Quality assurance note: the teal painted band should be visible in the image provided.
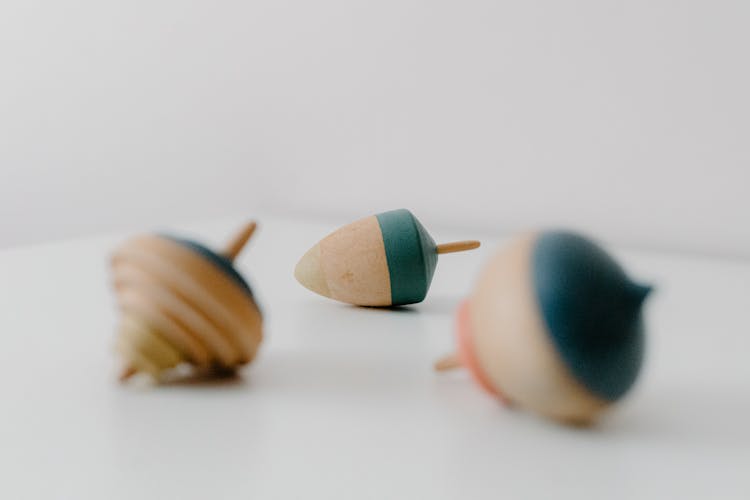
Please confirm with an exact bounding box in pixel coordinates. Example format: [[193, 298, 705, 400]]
[[375, 209, 437, 306], [161, 235, 256, 300], [532, 231, 648, 401]]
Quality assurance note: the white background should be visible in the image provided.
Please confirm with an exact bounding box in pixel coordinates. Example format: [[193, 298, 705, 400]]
[[1, 1, 749, 256]]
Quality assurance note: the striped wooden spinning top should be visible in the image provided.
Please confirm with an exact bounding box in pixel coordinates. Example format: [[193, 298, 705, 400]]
[[110, 222, 263, 382]]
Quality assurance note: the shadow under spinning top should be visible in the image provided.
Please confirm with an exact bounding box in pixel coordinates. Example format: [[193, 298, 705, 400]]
[[111, 222, 263, 382]]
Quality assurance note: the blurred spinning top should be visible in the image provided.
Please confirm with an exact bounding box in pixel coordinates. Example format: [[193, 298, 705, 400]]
[[436, 231, 651, 425], [111, 222, 263, 382], [295, 209, 480, 306]]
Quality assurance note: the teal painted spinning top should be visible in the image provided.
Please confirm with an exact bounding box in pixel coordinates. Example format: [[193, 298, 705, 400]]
[[294, 209, 480, 306]]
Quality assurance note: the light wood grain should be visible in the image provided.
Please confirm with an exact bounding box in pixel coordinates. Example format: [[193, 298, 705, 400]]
[[318, 215, 392, 306], [435, 240, 481, 254], [111, 227, 263, 382], [434, 353, 462, 371], [223, 221, 257, 261], [294, 243, 331, 298]]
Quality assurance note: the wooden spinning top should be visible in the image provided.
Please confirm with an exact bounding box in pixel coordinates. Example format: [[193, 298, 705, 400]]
[[295, 209, 480, 307], [111, 222, 263, 382], [436, 231, 651, 425]]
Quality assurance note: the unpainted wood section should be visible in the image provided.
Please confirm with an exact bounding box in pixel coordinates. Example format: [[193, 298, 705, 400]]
[[113, 254, 258, 364], [114, 283, 211, 367], [116, 334, 160, 378], [223, 221, 257, 261], [434, 353, 462, 371], [294, 244, 331, 298], [319, 216, 391, 306], [116, 315, 182, 378], [120, 236, 263, 356], [124, 315, 181, 368], [470, 233, 608, 424], [113, 265, 239, 366], [111, 236, 263, 376]]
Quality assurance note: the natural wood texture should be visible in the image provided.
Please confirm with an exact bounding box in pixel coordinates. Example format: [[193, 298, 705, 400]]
[[317, 215, 391, 306], [435, 240, 481, 254], [469, 233, 607, 424], [295, 209, 482, 306], [111, 226, 263, 382], [447, 298, 509, 401], [294, 244, 331, 298], [223, 221, 257, 262], [119, 365, 137, 381], [116, 314, 183, 378], [434, 353, 462, 371]]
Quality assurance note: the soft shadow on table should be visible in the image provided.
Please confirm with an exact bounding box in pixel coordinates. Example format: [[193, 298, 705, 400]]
[[413, 294, 463, 315], [251, 351, 420, 398], [433, 374, 750, 445], [296, 294, 462, 316], [352, 304, 420, 314], [594, 384, 749, 449], [160, 370, 248, 389], [119, 366, 250, 390], [285, 300, 433, 340]]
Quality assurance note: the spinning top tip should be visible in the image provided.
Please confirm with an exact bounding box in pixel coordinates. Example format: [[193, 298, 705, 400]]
[[434, 353, 463, 371], [119, 364, 137, 382]]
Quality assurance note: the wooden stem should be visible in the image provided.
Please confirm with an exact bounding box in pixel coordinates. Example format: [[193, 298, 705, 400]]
[[223, 221, 257, 262], [436, 240, 480, 254], [119, 365, 137, 382], [434, 353, 463, 371]]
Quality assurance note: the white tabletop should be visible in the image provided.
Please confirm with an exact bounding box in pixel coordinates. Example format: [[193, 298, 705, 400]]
[[1, 214, 748, 500]]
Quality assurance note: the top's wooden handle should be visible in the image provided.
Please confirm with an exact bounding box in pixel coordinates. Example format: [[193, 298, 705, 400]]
[[119, 364, 137, 382], [223, 221, 257, 261], [434, 353, 463, 371], [436, 240, 480, 255]]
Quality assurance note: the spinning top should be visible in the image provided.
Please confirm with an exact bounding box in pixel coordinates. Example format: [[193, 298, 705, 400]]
[[295, 209, 480, 307], [111, 222, 263, 382], [436, 231, 651, 425]]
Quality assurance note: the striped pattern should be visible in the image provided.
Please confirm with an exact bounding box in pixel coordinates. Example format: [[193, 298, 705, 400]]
[[111, 235, 263, 379]]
